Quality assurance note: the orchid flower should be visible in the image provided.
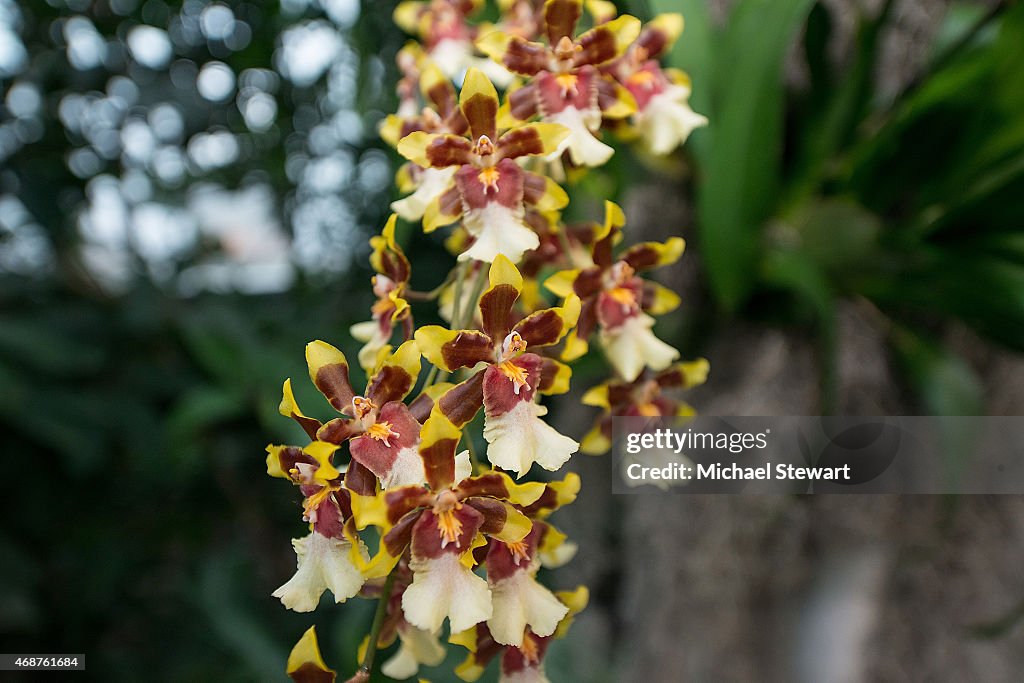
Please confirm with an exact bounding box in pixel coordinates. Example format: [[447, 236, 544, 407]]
[[349, 215, 413, 373], [416, 256, 580, 477], [397, 68, 570, 263], [477, 0, 640, 166], [604, 13, 708, 155], [545, 201, 685, 381]]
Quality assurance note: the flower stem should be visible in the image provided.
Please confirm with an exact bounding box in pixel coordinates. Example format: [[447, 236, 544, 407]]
[[556, 226, 577, 268], [463, 429, 481, 474], [354, 570, 397, 680], [458, 264, 489, 330], [450, 259, 470, 329]]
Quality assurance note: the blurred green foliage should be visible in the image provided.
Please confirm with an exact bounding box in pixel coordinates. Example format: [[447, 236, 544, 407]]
[[650, 0, 1023, 414]]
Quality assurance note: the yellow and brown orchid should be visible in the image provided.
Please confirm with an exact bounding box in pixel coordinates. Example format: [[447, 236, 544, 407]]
[[416, 255, 579, 476], [545, 200, 685, 381], [580, 358, 710, 454], [393, 0, 488, 81], [350, 215, 413, 373], [397, 68, 569, 263], [477, 0, 640, 166], [350, 411, 542, 635], [449, 585, 589, 682], [603, 13, 708, 155], [384, 58, 471, 222]]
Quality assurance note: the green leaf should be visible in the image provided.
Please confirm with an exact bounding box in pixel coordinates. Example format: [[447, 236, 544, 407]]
[[891, 326, 984, 416], [694, 0, 816, 310]]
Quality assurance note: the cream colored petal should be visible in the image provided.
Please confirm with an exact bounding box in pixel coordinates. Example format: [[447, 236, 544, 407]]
[[454, 449, 473, 483], [391, 166, 457, 221], [483, 401, 579, 477], [380, 625, 446, 679], [459, 204, 540, 264], [545, 106, 614, 167], [381, 444, 428, 489], [403, 553, 493, 634], [637, 85, 708, 156], [430, 38, 474, 81], [488, 570, 569, 646], [272, 532, 367, 613], [599, 313, 679, 382]]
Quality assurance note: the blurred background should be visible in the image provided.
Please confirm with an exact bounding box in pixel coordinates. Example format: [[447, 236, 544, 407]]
[[2, 0, 1024, 680]]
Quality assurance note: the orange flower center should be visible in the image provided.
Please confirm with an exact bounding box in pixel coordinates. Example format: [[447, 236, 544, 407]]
[[607, 286, 637, 309], [627, 70, 656, 89], [555, 72, 579, 97], [520, 634, 540, 664], [506, 539, 530, 565], [367, 421, 400, 447], [436, 504, 464, 548], [478, 165, 501, 192], [637, 402, 661, 417], [302, 484, 339, 524], [499, 360, 530, 395], [352, 396, 377, 421], [371, 296, 394, 318]]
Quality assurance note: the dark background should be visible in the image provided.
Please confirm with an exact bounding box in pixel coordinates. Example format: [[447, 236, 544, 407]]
[[2, 0, 1024, 680]]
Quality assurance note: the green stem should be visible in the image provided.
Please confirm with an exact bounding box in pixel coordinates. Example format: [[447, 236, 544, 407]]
[[556, 227, 578, 269], [463, 429, 480, 474], [356, 570, 397, 679], [458, 264, 489, 330], [450, 259, 470, 330]]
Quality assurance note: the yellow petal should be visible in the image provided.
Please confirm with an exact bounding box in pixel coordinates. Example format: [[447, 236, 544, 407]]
[[379, 114, 405, 148], [376, 338, 422, 382], [488, 253, 524, 291], [651, 13, 685, 47], [279, 378, 306, 419], [265, 444, 288, 479], [475, 30, 513, 64], [459, 67, 498, 114], [594, 200, 626, 241], [493, 470, 546, 506], [420, 408, 463, 449], [549, 472, 581, 508], [532, 176, 570, 212], [393, 2, 423, 34], [543, 269, 580, 298], [561, 329, 589, 362], [397, 130, 439, 167], [488, 503, 532, 544], [530, 122, 571, 155], [306, 340, 347, 385], [286, 626, 335, 678], [539, 359, 572, 396], [350, 491, 387, 531], [646, 282, 682, 315], [580, 424, 611, 454], [305, 440, 341, 482], [605, 15, 642, 55], [580, 384, 610, 408], [423, 194, 462, 233], [413, 325, 460, 372], [460, 531, 489, 568], [449, 627, 478, 651], [600, 79, 637, 119]]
